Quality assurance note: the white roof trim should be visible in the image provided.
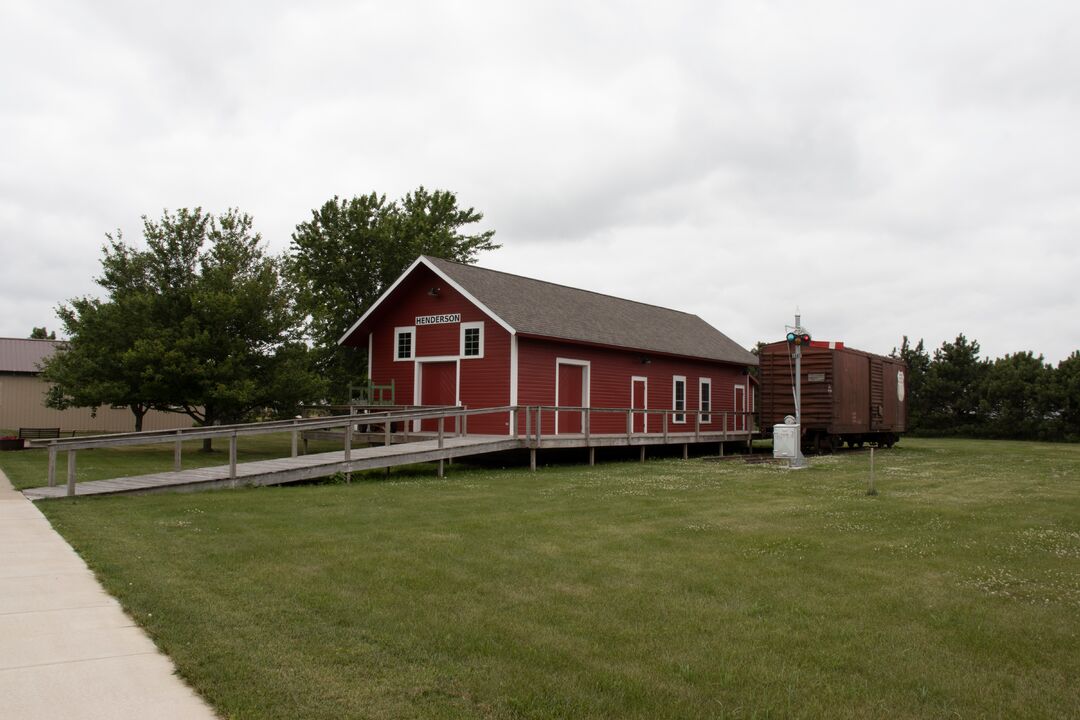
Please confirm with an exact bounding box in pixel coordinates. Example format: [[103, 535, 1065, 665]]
[[337, 256, 516, 345]]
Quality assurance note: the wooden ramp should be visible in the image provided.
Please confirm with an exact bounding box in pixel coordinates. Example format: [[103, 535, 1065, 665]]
[[23, 405, 759, 500], [23, 435, 519, 501]]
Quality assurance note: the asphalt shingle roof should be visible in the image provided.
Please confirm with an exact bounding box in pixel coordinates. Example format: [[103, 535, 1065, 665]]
[[424, 257, 758, 366]]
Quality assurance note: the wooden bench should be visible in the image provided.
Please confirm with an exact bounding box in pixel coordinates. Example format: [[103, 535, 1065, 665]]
[[18, 427, 61, 440]]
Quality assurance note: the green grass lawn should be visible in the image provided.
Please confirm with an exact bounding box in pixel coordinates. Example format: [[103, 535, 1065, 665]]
[[0, 432, 346, 491], [20, 438, 1080, 719]]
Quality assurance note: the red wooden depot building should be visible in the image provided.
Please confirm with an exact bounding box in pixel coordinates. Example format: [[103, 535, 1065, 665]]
[[339, 256, 759, 437]]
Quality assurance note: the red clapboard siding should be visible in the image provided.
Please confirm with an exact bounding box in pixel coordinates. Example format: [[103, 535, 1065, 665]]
[[515, 337, 749, 435], [348, 261, 755, 438], [358, 265, 511, 434]]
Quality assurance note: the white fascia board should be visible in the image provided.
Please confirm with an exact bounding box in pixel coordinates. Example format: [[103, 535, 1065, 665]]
[[337, 256, 517, 345], [337, 256, 426, 346], [421, 258, 516, 336]]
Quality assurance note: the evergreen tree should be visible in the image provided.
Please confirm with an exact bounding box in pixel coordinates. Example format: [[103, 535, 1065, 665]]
[[894, 336, 930, 431], [1052, 351, 1080, 440], [980, 352, 1053, 439], [920, 334, 988, 434]]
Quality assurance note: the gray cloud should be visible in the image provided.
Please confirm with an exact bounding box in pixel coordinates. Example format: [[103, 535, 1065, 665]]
[[2, 0, 1077, 363]]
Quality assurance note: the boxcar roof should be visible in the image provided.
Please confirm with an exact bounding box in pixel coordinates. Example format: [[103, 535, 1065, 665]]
[[342, 256, 758, 366], [0, 337, 60, 374]]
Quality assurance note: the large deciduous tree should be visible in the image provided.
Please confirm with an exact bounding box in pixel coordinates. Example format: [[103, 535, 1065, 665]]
[[42, 208, 323, 442], [42, 294, 162, 431], [287, 187, 499, 400]]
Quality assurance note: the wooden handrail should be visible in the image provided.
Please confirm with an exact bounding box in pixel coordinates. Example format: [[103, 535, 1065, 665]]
[[36, 402, 756, 495]]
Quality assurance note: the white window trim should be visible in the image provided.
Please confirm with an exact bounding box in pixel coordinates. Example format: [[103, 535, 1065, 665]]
[[508, 334, 518, 436], [459, 321, 484, 359], [554, 358, 591, 434], [699, 377, 712, 424], [631, 375, 648, 433], [672, 375, 687, 424], [394, 326, 415, 361]]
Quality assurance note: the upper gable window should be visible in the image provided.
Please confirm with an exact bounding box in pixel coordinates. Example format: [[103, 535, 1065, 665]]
[[460, 321, 484, 358], [395, 326, 415, 361]]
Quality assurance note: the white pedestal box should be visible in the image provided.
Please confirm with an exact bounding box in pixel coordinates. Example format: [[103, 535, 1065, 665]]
[[773, 424, 799, 459]]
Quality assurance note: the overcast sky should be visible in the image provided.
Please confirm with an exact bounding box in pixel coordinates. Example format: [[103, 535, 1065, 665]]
[[2, 0, 1078, 363]]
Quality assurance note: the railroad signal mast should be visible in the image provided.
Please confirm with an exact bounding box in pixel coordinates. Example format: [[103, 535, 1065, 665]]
[[785, 312, 810, 469]]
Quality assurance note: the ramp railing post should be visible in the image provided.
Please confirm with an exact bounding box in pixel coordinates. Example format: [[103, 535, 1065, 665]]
[[584, 407, 590, 442], [723, 411, 728, 440], [384, 419, 391, 447], [47, 444, 57, 487], [66, 450, 76, 497], [344, 420, 353, 461], [438, 416, 445, 450], [291, 421, 298, 458], [695, 411, 700, 442], [626, 408, 632, 440], [229, 433, 237, 479], [511, 407, 518, 438], [529, 406, 538, 471], [174, 430, 182, 471], [525, 406, 532, 445], [663, 411, 669, 442]]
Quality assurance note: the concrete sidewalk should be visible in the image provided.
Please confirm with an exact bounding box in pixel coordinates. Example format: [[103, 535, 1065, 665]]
[[0, 471, 217, 719]]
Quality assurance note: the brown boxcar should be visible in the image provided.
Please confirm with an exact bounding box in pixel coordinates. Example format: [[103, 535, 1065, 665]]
[[758, 341, 907, 451]]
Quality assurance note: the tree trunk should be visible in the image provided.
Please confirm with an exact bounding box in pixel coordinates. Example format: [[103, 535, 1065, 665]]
[[132, 406, 146, 433], [201, 409, 215, 453]]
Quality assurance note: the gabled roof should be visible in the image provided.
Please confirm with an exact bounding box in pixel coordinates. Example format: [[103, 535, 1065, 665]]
[[341, 256, 758, 366], [0, 338, 61, 374]]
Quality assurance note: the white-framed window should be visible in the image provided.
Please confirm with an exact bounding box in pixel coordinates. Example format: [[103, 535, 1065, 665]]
[[672, 375, 686, 424], [460, 321, 484, 358], [394, 326, 415, 361], [699, 377, 712, 423]]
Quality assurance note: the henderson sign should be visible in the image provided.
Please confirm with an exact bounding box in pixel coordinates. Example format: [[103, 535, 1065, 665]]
[[415, 313, 461, 326]]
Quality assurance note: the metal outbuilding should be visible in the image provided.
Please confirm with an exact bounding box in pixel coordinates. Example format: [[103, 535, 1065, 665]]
[[0, 338, 192, 434]]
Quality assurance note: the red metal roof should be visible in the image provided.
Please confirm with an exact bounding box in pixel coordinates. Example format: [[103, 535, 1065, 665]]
[[0, 338, 61, 373]]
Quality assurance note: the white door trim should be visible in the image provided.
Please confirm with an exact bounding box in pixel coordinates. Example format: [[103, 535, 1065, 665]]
[[414, 358, 461, 432], [734, 383, 747, 432], [631, 375, 648, 433], [555, 358, 590, 434]]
